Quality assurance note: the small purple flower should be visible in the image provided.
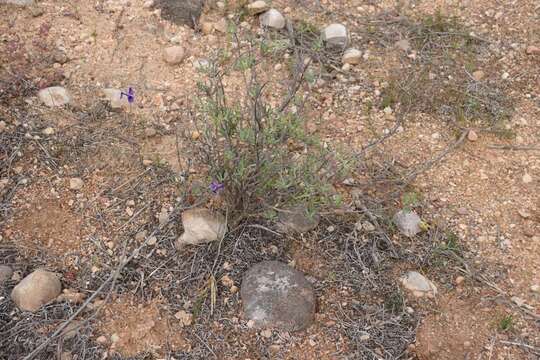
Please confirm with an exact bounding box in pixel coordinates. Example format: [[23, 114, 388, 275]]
[[120, 87, 134, 103], [210, 181, 224, 194]]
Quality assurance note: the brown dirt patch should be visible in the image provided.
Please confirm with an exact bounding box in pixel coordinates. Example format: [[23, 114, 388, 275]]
[[99, 296, 186, 357]]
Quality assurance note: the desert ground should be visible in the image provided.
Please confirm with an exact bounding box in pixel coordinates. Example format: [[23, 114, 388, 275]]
[[0, 0, 539, 359]]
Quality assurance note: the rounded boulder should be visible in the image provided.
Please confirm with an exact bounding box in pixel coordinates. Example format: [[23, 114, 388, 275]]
[[241, 261, 315, 331]]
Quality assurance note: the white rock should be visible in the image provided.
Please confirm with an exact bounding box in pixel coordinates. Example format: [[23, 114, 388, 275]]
[[38, 86, 71, 107], [342, 48, 362, 65], [176, 208, 226, 246], [69, 177, 84, 190], [42, 127, 55, 135], [400, 271, 437, 298], [102, 88, 130, 109], [193, 58, 210, 70], [163, 46, 186, 65], [393, 209, 422, 237], [11, 269, 62, 311], [322, 24, 348, 48], [260, 9, 285, 29], [522, 173, 533, 183], [246, 0, 269, 15]]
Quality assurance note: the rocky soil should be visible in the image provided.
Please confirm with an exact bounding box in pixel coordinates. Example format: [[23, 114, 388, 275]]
[[0, 0, 539, 359]]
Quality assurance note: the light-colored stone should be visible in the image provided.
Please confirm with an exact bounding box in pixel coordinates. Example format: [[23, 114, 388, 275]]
[[38, 86, 71, 107], [342, 48, 362, 65], [241, 261, 315, 331], [467, 129, 478, 141], [472, 70, 485, 81], [393, 209, 422, 237], [201, 21, 214, 34], [193, 58, 210, 70], [69, 177, 84, 190], [176, 208, 226, 246], [277, 206, 319, 233], [103, 88, 130, 109], [259, 9, 285, 29], [322, 24, 348, 48], [526, 45, 540, 55], [174, 310, 193, 326], [42, 127, 55, 136], [395, 39, 411, 52], [400, 271, 437, 298], [11, 269, 62, 311], [0, 265, 13, 284], [214, 18, 228, 33], [163, 46, 186, 65], [246, 0, 269, 15], [522, 173, 533, 183]]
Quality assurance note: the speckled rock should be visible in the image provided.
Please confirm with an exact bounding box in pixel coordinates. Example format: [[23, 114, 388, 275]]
[[241, 261, 315, 331], [393, 209, 422, 237]]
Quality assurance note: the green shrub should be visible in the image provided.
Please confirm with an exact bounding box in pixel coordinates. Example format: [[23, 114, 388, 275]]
[[189, 54, 352, 222]]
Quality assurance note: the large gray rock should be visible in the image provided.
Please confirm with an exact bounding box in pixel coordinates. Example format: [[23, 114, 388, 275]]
[[259, 9, 285, 30], [38, 86, 72, 107], [322, 24, 348, 48], [176, 208, 226, 246], [277, 206, 319, 233], [393, 209, 422, 237], [11, 269, 62, 312], [241, 261, 315, 331], [400, 271, 437, 298], [0, 265, 13, 284]]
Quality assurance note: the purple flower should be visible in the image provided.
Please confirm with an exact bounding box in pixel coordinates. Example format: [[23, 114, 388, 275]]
[[120, 87, 134, 103], [210, 181, 224, 194]]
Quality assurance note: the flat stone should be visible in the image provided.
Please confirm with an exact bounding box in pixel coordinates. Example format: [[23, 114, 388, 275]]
[[246, 0, 269, 15], [467, 129, 478, 141], [103, 88, 130, 109], [163, 46, 186, 65], [11, 269, 62, 312], [277, 206, 319, 233], [400, 271, 437, 298], [260, 9, 285, 29], [0, 265, 13, 284], [176, 208, 226, 246], [322, 24, 348, 48], [241, 261, 315, 331], [69, 177, 84, 190], [342, 48, 362, 65], [393, 209, 422, 237], [38, 86, 71, 107], [213, 18, 228, 33]]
